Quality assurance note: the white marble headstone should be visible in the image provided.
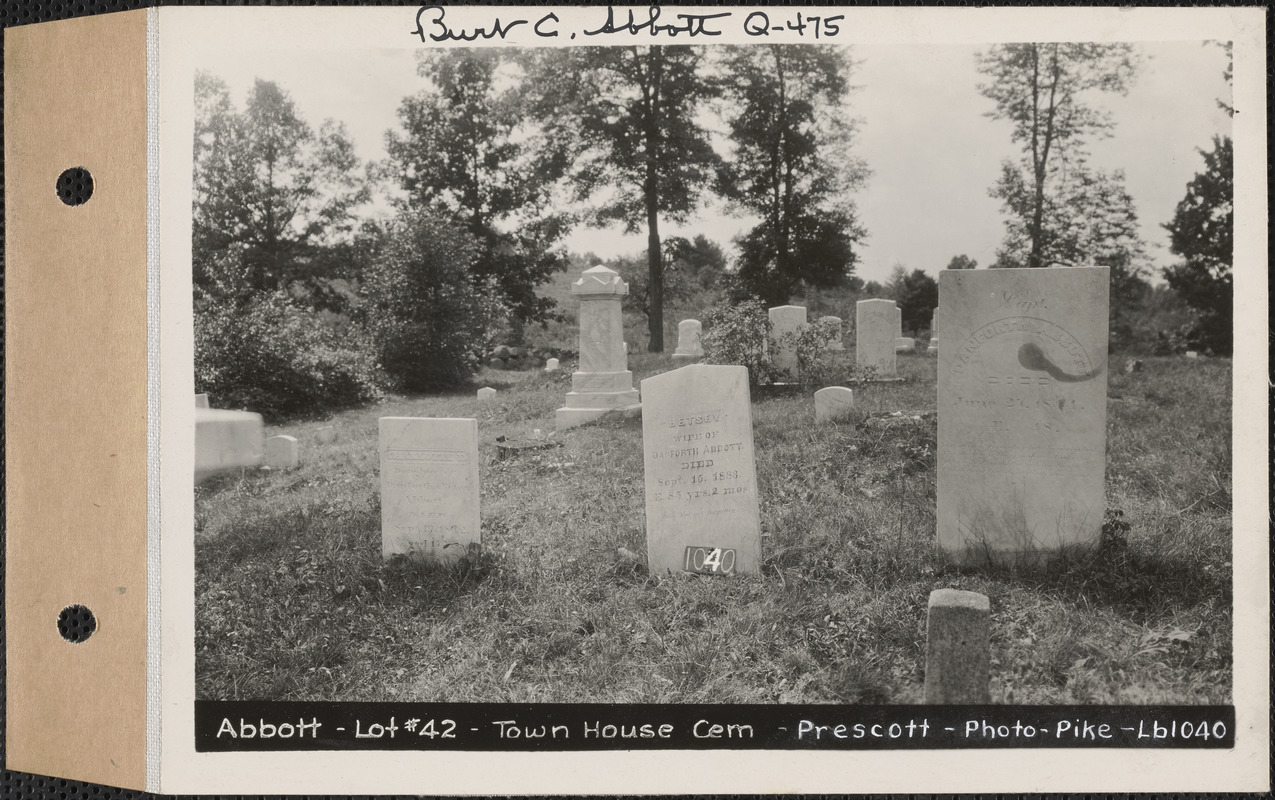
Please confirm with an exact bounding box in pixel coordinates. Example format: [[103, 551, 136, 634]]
[[855, 299, 897, 378], [818, 316, 844, 351], [477, 387, 497, 402], [814, 386, 855, 424], [671, 319, 704, 363], [545, 357, 560, 372], [641, 365, 762, 576], [768, 305, 807, 382], [264, 435, 299, 469], [195, 408, 263, 483]]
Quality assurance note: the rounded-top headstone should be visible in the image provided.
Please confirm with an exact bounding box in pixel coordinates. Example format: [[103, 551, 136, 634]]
[[545, 357, 560, 372], [264, 434, 300, 469], [814, 386, 855, 424], [316, 425, 336, 444], [477, 387, 497, 402]]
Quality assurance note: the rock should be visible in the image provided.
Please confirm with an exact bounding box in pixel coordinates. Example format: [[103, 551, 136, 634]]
[[493, 345, 513, 359], [488, 358, 506, 370], [1123, 358, 1144, 374]]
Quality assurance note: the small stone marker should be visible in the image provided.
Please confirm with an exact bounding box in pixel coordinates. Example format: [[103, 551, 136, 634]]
[[194, 393, 209, 409], [768, 305, 807, 382], [195, 408, 263, 483], [671, 319, 704, 364], [927, 308, 939, 355], [264, 435, 299, 469], [924, 588, 991, 704], [315, 425, 336, 444], [545, 357, 560, 372], [477, 387, 497, 402], [1185, 350, 1199, 359], [814, 386, 855, 424], [818, 316, 844, 350], [641, 364, 762, 576], [855, 299, 897, 378], [895, 337, 916, 353], [937, 266, 1109, 564], [555, 266, 641, 429], [378, 417, 480, 564]]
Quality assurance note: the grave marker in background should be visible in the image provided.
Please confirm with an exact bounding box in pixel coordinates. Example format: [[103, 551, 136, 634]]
[[316, 425, 336, 444], [194, 393, 209, 409], [641, 365, 762, 576], [937, 267, 1109, 564], [895, 337, 916, 353], [555, 265, 641, 429], [768, 305, 807, 382], [378, 417, 480, 563], [927, 307, 939, 354], [924, 588, 991, 704], [814, 386, 855, 424], [818, 316, 844, 351], [477, 387, 497, 403], [545, 357, 560, 372], [855, 299, 897, 378], [195, 408, 263, 483], [264, 435, 299, 469], [671, 319, 704, 364]]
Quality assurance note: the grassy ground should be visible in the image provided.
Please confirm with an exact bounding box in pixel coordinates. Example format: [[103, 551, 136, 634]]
[[195, 353, 1232, 704]]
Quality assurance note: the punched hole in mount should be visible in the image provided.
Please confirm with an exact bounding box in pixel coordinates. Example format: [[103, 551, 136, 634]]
[[55, 166, 93, 206], [57, 604, 96, 644]]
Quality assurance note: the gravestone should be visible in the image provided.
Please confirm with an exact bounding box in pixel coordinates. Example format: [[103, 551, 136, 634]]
[[768, 305, 807, 382], [641, 364, 762, 576], [1185, 350, 1199, 360], [927, 308, 939, 354], [545, 357, 560, 372], [924, 588, 991, 704], [316, 425, 336, 444], [264, 435, 299, 469], [555, 266, 641, 429], [671, 319, 704, 364], [814, 386, 855, 424], [195, 408, 263, 483], [477, 387, 497, 402], [378, 417, 480, 563], [194, 393, 209, 409], [892, 304, 904, 337], [818, 316, 844, 351], [895, 337, 916, 353], [855, 299, 897, 378], [937, 267, 1109, 565]]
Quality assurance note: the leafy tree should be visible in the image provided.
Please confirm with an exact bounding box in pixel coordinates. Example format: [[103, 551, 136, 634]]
[[614, 235, 727, 323], [716, 44, 867, 306], [524, 46, 720, 351], [977, 43, 1140, 268], [1163, 135, 1233, 354], [893, 269, 939, 334], [193, 73, 368, 302], [384, 50, 568, 326], [946, 254, 978, 270]]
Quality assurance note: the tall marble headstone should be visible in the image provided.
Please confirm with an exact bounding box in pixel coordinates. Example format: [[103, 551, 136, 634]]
[[641, 365, 762, 576], [671, 319, 704, 364], [927, 307, 939, 354], [768, 305, 807, 382], [855, 299, 897, 378], [555, 266, 641, 429], [378, 417, 480, 563], [937, 267, 1109, 564], [818, 316, 844, 350]]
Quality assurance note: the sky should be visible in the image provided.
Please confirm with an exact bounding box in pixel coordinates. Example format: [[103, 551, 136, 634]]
[[201, 41, 1231, 285]]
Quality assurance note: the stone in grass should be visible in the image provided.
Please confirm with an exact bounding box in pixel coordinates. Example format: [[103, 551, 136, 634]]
[[195, 408, 263, 483], [379, 417, 480, 564], [264, 435, 299, 469], [316, 425, 336, 444], [545, 357, 560, 372], [671, 319, 704, 364], [895, 337, 916, 353], [495, 434, 564, 461], [924, 588, 991, 704], [477, 387, 497, 402], [1123, 358, 1144, 374], [855, 298, 897, 378], [1185, 350, 1200, 360], [488, 357, 506, 370], [814, 386, 855, 424]]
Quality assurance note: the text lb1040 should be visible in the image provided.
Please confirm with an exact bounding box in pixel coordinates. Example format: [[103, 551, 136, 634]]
[[684, 546, 735, 575]]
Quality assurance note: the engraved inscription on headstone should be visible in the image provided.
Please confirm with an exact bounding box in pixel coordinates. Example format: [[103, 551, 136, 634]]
[[937, 267, 1109, 565], [855, 298, 897, 378], [671, 319, 704, 364], [814, 386, 855, 424], [378, 417, 481, 564], [641, 365, 762, 576], [768, 305, 807, 382], [555, 265, 641, 429]]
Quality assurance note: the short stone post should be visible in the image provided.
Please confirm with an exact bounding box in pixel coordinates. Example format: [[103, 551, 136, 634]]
[[671, 319, 703, 364], [924, 588, 991, 704], [555, 266, 641, 429], [545, 357, 560, 372], [477, 387, 497, 403]]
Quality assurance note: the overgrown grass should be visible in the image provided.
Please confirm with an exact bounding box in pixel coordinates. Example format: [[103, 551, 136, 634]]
[[196, 354, 1232, 704]]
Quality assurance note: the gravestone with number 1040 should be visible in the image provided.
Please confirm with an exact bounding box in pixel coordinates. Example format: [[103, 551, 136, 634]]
[[937, 267, 1109, 565], [379, 417, 480, 563], [641, 364, 762, 576]]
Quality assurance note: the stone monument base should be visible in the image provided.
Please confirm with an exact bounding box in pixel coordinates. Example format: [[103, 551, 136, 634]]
[[556, 400, 643, 429]]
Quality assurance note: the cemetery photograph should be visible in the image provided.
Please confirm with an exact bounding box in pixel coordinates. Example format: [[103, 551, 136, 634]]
[[192, 38, 1238, 707]]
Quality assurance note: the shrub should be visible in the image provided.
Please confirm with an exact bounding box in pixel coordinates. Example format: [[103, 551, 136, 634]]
[[194, 291, 382, 420], [783, 317, 840, 389], [701, 298, 782, 387], [364, 209, 506, 391]]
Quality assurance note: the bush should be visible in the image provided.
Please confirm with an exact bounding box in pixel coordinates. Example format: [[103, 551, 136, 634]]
[[775, 317, 839, 389], [195, 291, 382, 420], [701, 298, 781, 387], [364, 210, 506, 391]]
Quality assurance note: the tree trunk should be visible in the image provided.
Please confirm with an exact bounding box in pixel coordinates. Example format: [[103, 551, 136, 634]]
[[645, 48, 665, 353]]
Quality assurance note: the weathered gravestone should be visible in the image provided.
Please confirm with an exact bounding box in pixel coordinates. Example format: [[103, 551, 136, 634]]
[[264, 435, 299, 469], [316, 425, 336, 444], [555, 265, 641, 429], [194, 393, 209, 409], [768, 305, 807, 382], [818, 316, 844, 351], [924, 588, 991, 704], [891, 303, 904, 337], [895, 337, 916, 353], [937, 267, 1109, 564], [671, 319, 704, 364], [477, 387, 497, 403], [195, 408, 263, 483], [641, 364, 762, 576], [855, 298, 897, 378], [544, 357, 560, 372], [927, 308, 939, 355], [378, 417, 480, 563], [814, 386, 855, 424]]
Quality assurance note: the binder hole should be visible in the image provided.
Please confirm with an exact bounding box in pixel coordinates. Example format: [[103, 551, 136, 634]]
[[56, 167, 93, 206], [57, 604, 96, 644]]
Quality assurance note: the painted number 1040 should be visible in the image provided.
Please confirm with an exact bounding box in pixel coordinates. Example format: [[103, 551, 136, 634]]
[[683, 546, 736, 576]]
